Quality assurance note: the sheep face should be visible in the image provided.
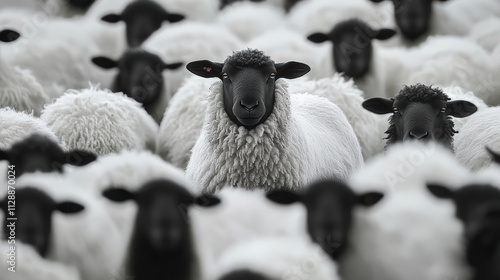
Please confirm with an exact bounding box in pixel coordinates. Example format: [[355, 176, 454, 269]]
[[0, 134, 97, 177], [363, 84, 477, 149], [267, 180, 383, 260], [0, 29, 20, 43], [92, 49, 182, 107], [308, 19, 396, 79], [219, 0, 265, 10], [0, 187, 84, 257], [186, 49, 310, 130], [218, 269, 271, 280], [101, 1, 185, 47]]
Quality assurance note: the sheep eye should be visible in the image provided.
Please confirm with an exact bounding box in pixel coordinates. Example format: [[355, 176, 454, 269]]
[[440, 107, 446, 113], [270, 73, 276, 79], [222, 73, 229, 79], [393, 108, 399, 114]]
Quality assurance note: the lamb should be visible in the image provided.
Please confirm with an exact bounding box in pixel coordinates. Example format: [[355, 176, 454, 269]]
[[185, 49, 362, 193], [0, 29, 49, 116], [40, 86, 159, 155], [0, 173, 125, 280], [362, 84, 477, 150], [91, 48, 183, 123], [102, 178, 220, 280], [454, 107, 500, 171]]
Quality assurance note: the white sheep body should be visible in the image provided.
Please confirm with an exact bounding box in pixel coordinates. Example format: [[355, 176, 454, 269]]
[[467, 17, 500, 53], [186, 79, 363, 193], [41, 86, 158, 155]]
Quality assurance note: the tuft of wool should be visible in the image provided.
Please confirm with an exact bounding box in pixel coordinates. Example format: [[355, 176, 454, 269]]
[[467, 17, 500, 53], [224, 48, 273, 68], [41, 86, 158, 155], [186, 79, 362, 193]]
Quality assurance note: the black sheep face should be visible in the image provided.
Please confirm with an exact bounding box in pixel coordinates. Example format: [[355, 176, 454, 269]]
[[65, 0, 95, 9], [308, 19, 396, 79], [362, 84, 477, 149], [219, 0, 265, 10], [266, 180, 384, 260], [218, 269, 271, 280], [0, 134, 97, 177], [370, 0, 449, 40], [0, 187, 84, 257], [0, 29, 20, 43], [101, 1, 185, 47], [92, 49, 182, 107], [186, 49, 310, 130]]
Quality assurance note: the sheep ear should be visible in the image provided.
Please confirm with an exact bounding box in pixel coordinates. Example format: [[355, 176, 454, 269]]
[[0, 149, 9, 161], [275, 61, 310, 80], [165, 12, 185, 23], [486, 146, 500, 164], [362, 98, 394, 114], [266, 190, 301, 205], [65, 150, 97, 166], [57, 201, 85, 214], [307, 33, 330, 44], [445, 100, 477, 118], [194, 194, 221, 207], [358, 192, 384, 207], [369, 0, 386, 2], [162, 62, 183, 71], [102, 188, 136, 202], [426, 183, 454, 199], [92, 56, 118, 69], [372, 28, 397, 40], [101, 13, 122, 23], [186, 60, 224, 79], [0, 29, 20, 43]]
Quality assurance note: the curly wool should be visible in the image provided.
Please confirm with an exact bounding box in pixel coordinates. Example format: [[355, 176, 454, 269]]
[[41, 86, 158, 155], [224, 48, 273, 67]]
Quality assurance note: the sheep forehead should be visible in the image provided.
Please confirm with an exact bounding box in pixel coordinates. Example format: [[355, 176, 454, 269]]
[[394, 84, 449, 105], [224, 49, 274, 68]]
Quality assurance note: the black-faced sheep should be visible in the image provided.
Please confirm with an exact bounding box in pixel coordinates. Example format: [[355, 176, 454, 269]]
[[363, 84, 477, 149]]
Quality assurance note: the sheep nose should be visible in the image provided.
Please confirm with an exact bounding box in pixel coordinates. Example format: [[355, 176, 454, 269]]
[[240, 100, 259, 112], [409, 131, 429, 140]]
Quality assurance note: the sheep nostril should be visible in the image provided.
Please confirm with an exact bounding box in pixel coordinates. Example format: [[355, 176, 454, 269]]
[[240, 100, 259, 112], [409, 131, 429, 140]]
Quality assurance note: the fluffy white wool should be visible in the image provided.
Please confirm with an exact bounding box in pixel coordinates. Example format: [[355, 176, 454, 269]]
[[441, 86, 488, 133], [288, 74, 387, 160], [0, 242, 81, 280], [186, 79, 362, 193], [0, 173, 126, 280], [41, 86, 158, 155], [156, 76, 215, 169], [217, 2, 287, 42], [341, 142, 472, 280], [467, 17, 500, 53], [211, 237, 340, 280], [454, 107, 500, 172], [0, 107, 59, 150]]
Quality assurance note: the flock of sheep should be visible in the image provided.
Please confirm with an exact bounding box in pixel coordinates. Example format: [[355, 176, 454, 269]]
[[1, 0, 500, 279]]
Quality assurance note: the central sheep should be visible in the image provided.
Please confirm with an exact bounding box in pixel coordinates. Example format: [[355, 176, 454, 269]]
[[185, 49, 362, 193]]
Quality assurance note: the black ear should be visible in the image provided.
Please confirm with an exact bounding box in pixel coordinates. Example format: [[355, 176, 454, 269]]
[[186, 60, 224, 79], [362, 98, 394, 114], [372, 28, 397, 40], [102, 188, 135, 202], [65, 150, 97, 166], [426, 183, 454, 199], [162, 62, 183, 71], [275, 61, 310, 80], [307, 32, 330, 44], [486, 146, 500, 164], [0, 149, 9, 161], [166, 13, 185, 23], [92, 56, 118, 69], [101, 13, 122, 23], [369, 0, 386, 2], [195, 194, 221, 207], [445, 100, 477, 118], [0, 29, 20, 43], [358, 192, 384, 207], [266, 190, 301, 205], [57, 201, 85, 214]]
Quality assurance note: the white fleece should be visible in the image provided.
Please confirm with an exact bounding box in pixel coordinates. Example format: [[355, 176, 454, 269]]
[[186, 79, 362, 193], [467, 17, 500, 53], [211, 237, 340, 280], [41, 86, 158, 155], [454, 107, 500, 172], [288, 74, 387, 160], [341, 142, 472, 280]]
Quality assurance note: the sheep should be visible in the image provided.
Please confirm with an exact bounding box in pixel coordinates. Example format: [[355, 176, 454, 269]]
[[185, 49, 363, 193], [43, 0, 96, 18], [454, 107, 500, 171], [212, 237, 340, 280], [91, 48, 183, 123], [0, 173, 125, 280], [441, 86, 488, 133], [102, 178, 221, 280], [362, 84, 477, 150], [0, 134, 96, 177], [0, 29, 49, 116], [40, 86, 159, 155]]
